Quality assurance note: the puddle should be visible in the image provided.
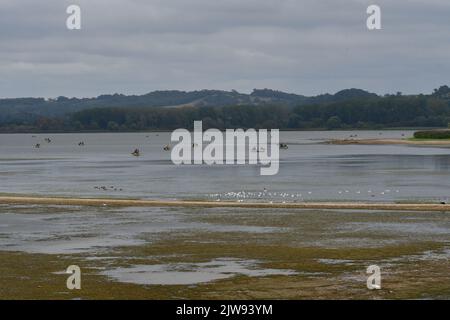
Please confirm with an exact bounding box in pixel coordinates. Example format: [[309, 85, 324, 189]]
[[318, 258, 356, 266], [341, 222, 450, 235], [15, 237, 147, 254], [102, 258, 297, 285]]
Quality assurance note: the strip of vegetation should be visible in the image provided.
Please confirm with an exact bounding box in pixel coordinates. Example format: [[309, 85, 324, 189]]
[[413, 130, 450, 139]]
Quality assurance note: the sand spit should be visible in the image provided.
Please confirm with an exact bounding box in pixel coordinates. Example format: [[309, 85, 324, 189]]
[[326, 138, 450, 146], [0, 196, 449, 212]]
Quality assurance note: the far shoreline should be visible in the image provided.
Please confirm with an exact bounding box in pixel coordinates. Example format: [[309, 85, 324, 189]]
[[326, 138, 450, 146], [0, 127, 440, 135]]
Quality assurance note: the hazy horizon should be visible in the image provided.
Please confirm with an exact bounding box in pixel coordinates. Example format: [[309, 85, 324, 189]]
[[0, 86, 445, 101]]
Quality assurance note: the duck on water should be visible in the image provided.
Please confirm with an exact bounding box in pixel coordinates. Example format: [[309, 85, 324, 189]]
[[131, 148, 140, 157]]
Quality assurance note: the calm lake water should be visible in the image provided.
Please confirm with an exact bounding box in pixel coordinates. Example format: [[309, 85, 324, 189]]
[[1, 131, 450, 295], [1, 130, 450, 202]]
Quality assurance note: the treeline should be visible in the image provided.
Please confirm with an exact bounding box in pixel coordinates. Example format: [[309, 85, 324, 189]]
[[0, 88, 376, 125], [291, 95, 450, 129], [70, 95, 450, 131], [1, 86, 449, 132]]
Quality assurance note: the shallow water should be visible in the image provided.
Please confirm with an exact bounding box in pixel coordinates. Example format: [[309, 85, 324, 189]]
[[102, 258, 297, 285], [1, 131, 450, 290], [0, 203, 449, 289], [0, 205, 280, 254], [1, 131, 450, 202]]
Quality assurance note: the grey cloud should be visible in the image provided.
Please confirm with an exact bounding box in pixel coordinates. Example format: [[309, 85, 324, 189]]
[[0, 0, 448, 98]]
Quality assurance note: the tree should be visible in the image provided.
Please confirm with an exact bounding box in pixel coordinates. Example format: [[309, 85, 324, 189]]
[[433, 86, 450, 98], [326, 116, 342, 129], [107, 121, 120, 131]]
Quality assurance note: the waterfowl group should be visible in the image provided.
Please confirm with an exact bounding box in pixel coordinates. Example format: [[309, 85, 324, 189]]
[[34, 138, 89, 149], [210, 190, 305, 202], [251, 146, 266, 153], [33, 137, 52, 149], [31, 135, 176, 157], [94, 186, 123, 192]]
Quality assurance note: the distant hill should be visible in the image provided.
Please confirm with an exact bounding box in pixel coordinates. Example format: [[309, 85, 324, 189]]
[[1, 86, 449, 132], [0, 88, 378, 124]]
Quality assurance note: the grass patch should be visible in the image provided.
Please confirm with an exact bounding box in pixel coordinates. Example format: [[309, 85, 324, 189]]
[[413, 130, 450, 139]]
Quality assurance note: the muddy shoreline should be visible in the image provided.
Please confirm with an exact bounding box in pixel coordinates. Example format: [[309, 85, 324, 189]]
[[1, 203, 449, 299]]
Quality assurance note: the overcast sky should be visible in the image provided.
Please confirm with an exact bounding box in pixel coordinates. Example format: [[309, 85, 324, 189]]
[[0, 0, 449, 98]]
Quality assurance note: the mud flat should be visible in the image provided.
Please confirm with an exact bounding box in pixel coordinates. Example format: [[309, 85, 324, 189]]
[[326, 138, 450, 146], [1, 227, 449, 299], [1, 204, 450, 299], [0, 195, 449, 212]]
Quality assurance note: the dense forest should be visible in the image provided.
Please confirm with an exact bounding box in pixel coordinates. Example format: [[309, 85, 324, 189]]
[[1, 86, 449, 132]]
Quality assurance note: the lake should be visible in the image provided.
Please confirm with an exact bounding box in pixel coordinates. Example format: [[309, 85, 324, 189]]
[[1, 130, 450, 202], [1, 131, 449, 299]]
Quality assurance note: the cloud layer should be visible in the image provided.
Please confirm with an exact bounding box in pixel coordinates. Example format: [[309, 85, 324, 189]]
[[0, 0, 449, 97]]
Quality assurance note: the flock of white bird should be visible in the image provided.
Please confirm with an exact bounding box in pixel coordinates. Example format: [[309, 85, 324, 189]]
[[208, 189, 403, 202]]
